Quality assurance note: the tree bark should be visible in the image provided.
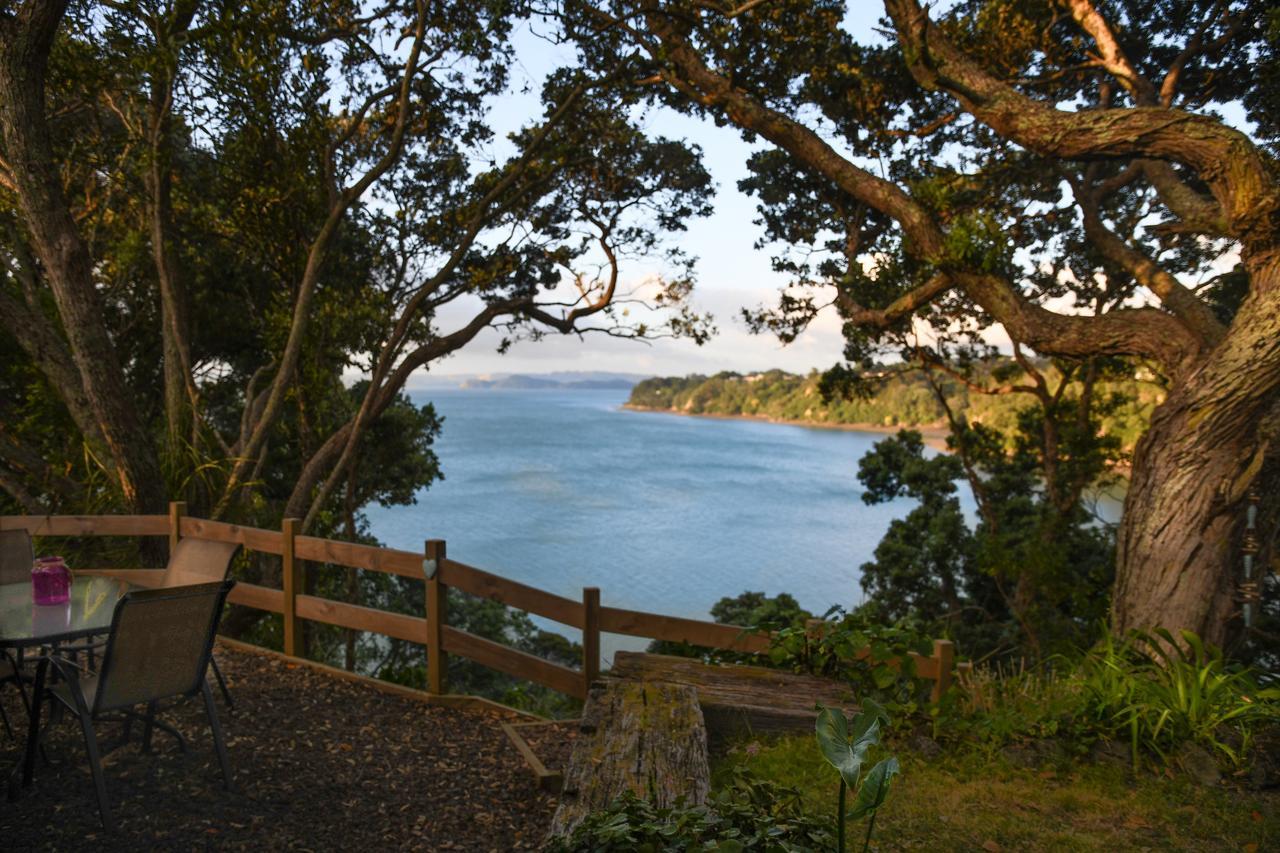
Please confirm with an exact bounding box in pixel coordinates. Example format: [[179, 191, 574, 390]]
[[0, 2, 166, 515], [1114, 252, 1280, 643]]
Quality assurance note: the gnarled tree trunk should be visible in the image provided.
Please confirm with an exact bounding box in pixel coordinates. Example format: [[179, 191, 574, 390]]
[[1114, 253, 1280, 643]]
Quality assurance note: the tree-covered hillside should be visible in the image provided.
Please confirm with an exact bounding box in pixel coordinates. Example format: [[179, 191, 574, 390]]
[[627, 367, 1162, 455]]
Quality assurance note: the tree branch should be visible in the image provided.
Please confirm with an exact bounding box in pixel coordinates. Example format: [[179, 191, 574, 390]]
[[218, 0, 430, 516], [886, 0, 1275, 252], [643, 1, 947, 259], [1069, 170, 1225, 347], [835, 272, 953, 328]]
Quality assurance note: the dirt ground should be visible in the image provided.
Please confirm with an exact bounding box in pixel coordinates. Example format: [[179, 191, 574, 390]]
[[0, 642, 557, 850]]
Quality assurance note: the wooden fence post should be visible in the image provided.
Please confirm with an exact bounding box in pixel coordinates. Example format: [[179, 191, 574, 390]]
[[282, 518, 300, 657], [930, 639, 955, 703], [583, 587, 601, 693], [425, 539, 447, 694], [168, 501, 186, 556]]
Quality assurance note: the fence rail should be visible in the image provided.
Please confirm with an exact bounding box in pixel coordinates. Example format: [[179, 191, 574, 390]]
[[1, 506, 957, 703]]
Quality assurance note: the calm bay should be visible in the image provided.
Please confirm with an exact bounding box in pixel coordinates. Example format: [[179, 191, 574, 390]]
[[363, 387, 993, 659]]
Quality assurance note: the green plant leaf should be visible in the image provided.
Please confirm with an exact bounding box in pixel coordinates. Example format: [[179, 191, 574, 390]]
[[847, 756, 900, 819], [815, 704, 882, 788]]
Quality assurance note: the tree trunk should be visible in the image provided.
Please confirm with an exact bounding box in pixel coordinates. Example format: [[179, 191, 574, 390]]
[[1114, 252, 1280, 644], [0, 3, 166, 516]]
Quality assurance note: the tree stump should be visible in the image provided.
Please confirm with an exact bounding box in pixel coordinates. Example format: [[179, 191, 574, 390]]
[[548, 680, 709, 838]]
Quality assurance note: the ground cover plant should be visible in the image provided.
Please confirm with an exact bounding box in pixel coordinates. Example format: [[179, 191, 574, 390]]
[[1070, 629, 1280, 767], [544, 772, 836, 852]]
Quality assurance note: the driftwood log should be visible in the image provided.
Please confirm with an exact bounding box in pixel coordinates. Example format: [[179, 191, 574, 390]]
[[609, 651, 858, 740], [548, 680, 710, 838]]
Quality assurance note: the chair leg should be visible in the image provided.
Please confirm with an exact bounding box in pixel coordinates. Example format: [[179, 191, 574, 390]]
[[202, 681, 233, 790], [210, 656, 234, 710], [0, 697, 13, 740], [75, 709, 114, 831]]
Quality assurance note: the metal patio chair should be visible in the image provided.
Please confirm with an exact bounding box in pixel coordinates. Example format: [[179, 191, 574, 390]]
[[0, 527, 33, 584], [157, 538, 242, 708], [38, 579, 236, 830], [67, 537, 242, 707]]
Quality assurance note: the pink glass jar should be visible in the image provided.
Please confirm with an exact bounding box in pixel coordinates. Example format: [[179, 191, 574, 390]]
[[32, 556, 71, 605]]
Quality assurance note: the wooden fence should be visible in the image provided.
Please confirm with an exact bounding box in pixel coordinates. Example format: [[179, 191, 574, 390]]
[[0, 505, 957, 702]]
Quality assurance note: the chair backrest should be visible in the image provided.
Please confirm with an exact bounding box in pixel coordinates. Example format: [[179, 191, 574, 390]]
[[0, 529, 34, 585], [161, 537, 241, 588], [92, 580, 235, 714]]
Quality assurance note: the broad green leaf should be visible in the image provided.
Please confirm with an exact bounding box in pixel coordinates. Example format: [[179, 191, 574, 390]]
[[847, 756, 900, 819], [816, 704, 882, 788], [850, 697, 889, 742]]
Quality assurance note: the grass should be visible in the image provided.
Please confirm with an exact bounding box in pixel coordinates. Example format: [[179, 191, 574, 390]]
[[713, 733, 1279, 851]]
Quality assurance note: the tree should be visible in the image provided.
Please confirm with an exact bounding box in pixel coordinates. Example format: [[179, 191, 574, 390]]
[[562, 0, 1279, 643], [0, 0, 712, 555]]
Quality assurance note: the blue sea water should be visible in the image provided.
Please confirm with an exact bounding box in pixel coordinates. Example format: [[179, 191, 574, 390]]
[[366, 386, 983, 655], [363, 388, 972, 660]]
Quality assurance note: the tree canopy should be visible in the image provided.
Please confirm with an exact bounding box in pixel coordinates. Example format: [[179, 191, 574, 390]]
[[0, 0, 713, 542], [557, 0, 1280, 643]]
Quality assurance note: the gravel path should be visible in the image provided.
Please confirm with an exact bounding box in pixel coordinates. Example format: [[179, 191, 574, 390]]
[[0, 643, 557, 850]]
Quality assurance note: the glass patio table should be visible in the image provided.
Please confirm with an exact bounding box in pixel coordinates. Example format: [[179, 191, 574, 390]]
[[0, 576, 135, 796]]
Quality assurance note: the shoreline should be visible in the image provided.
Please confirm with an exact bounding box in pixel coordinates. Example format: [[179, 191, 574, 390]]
[[620, 404, 952, 451]]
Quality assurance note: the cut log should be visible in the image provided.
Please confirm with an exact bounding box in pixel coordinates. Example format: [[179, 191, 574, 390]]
[[609, 651, 858, 739], [548, 680, 709, 838]]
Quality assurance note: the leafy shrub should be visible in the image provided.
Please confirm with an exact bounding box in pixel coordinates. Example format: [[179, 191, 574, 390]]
[[1072, 628, 1280, 766], [647, 591, 811, 662], [546, 770, 835, 852], [769, 610, 932, 714], [936, 629, 1280, 771]]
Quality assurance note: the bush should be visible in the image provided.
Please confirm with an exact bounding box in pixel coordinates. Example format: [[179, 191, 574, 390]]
[[1072, 628, 1280, 766], [546, 770, 836, 852], [647, 590, 811, 663], [769, 610, 933, 715], [938, 629, 1280, 771]]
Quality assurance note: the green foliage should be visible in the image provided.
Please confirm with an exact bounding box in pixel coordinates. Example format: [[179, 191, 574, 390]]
[[718, 730, 1280, 851], [546, 770, 836, 852], [647, 590, 812, 659], [815, 701, 899, 852], [627, 364, 1159, 456], [934, 628, 1280, 773], [769, 611, 931, 714], [938, 659, 1089, 747], [2, 0, 713, 529], [855, 404, 1119, 660], [1072, 629, 1280, 767]]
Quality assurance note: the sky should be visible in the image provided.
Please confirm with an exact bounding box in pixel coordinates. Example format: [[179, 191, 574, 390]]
[[418, 6, 893, 381]]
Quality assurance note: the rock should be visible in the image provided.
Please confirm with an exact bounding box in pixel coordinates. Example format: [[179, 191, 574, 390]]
[[1176, 742, 1221, 787], [909, 734, 942, 760]]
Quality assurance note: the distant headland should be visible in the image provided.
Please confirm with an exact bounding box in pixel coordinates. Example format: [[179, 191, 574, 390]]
[[409, 371, 649, 391], [623, 368, 1159, 456]]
